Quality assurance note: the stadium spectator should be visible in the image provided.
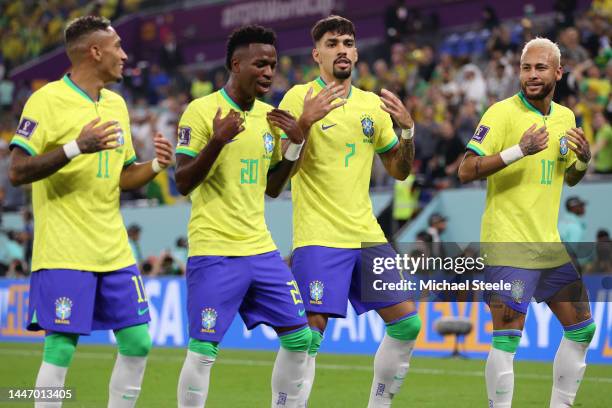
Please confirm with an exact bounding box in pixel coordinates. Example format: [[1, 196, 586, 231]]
[[559, 196, 587, 242], [428, 120, 464, 188], [592, 111, 612, 174], [158, 31, 183, 74], [190, 70, 213, 100], [559, 27, 590, 68], [458, 64, 487, 106], [481, 5, 500, 30], [427, 213, 447, 243], [585, 229, 612, 273], [384, 0, 409, 45], [128, 223, 143, 267]]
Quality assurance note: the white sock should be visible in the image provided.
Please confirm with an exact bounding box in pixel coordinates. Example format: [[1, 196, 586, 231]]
[[485, 348, 515, 408], [550, 337, 589, 407], [177, 350, 215, 408], [35, 361, 68, 408], [367, 334, 415, 408], [271, 347, 308, 408], [108, 354, 147, 408], [298, 354, 316, 407]]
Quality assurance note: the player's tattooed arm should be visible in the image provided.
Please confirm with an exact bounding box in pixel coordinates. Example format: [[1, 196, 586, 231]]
[[175, 109, 243, 195], [266, 109, 304, 197], [9, 118, 119, 185], [379, 89, 415, 180], [459, 124, 549, 183], [564, 127, 590, 187], [380, 138, 414, 180], [120, 134, 173, 190]]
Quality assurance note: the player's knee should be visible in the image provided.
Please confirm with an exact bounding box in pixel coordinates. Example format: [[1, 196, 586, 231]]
[[279, 326, 312, 352], [564, 321, 596, 344], [116, 324, 152, 357], [386, 313, 421, 341], [308, 328, 324, 356], [492, 331, 522, 353], [43, 333, 78, 367], [188, 338, 219, 358]]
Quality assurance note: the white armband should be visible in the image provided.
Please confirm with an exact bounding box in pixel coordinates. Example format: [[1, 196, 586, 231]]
[[63, 140, 82, 160], [284, 141, 304, 161], [400, 126, 415, 140], [499, 144, 524, 165], [151, 158, 163, 173]]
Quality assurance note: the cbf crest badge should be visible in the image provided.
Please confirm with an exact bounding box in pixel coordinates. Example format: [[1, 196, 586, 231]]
[[55, 297, 73, 324], [263, 132, 274, 154], [510, 280, 525, 303], [559, 135, 569, 156], [361, 115, 375, 143], [309, 280, 324, 305], [201, 308, 217, 333]]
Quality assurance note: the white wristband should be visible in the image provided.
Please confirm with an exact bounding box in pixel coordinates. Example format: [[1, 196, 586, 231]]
[[575, 159, 588, 171], [63, 140, 82, 160], [151, 158, 163, 173], [400, 126, 415, 140], [500, 144, 524, 165], [284, 141, 304, 161]]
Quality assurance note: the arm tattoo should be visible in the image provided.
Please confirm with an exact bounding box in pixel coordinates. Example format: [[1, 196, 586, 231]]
[[475, 156, 482, 177], [395, 138, 414, 176]]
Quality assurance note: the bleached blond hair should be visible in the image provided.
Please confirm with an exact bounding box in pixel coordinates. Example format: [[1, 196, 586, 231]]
[[521, 37, 561, 67]]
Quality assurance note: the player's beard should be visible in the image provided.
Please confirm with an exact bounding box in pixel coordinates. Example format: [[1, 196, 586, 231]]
[[333, 67, 352, 80], [520, 80, 555, 100]]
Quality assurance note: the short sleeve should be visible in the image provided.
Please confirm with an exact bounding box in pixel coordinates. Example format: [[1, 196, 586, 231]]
[[176, 100, 210, 157], [375, 99, 399, 154], [278, 87, 305, 140], [9, 91, 49, 156], [465, 105, 507, 156], [121, 102, 137, 166]]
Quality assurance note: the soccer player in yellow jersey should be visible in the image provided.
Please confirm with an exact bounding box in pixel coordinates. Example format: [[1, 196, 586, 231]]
[[279, 16, 420, 407], [174, 26, 310, 408], [8, 16, 173, 407], [459, 38, 595, 408]]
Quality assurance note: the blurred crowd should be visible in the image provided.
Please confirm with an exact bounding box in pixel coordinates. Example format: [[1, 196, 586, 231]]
[[0, 2, 611, 274]]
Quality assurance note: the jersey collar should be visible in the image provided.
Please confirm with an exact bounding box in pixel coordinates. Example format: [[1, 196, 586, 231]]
[[220, 87, 254, 112], [62, 74, 101, 103], [315, 76, 352, 99], [517, 91, 552, 116]]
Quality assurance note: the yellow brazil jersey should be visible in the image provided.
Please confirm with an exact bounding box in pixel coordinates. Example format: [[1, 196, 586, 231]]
[[176, 89, 282, 257], [279, 77, 399, 249], [9, 75, 137, 272], [466, 92, 577, 268]]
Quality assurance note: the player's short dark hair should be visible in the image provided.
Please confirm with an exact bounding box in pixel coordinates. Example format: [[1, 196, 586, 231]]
[[64, 15, 111, 46], [226, 25, 276, 70], [311, 15, 355, 44]]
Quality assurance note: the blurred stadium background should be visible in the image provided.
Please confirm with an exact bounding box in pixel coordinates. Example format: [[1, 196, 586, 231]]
[[0, 0, 611, 406]]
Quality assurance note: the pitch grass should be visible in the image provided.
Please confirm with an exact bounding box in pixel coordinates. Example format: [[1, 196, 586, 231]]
[[0, 343, 610, 407]]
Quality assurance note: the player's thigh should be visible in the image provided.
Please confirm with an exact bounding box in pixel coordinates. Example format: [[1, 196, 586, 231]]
[[240, 251, 307, 330], [291, 246, 356, 317], [484, 266, 540, 330], [28, 269, 97, 335], [307, 312, 330, 332], [351, 243, 415, 317], [93, 265, 151, 331], [547, 281, 592, 326], [186, 256, 252, 343]]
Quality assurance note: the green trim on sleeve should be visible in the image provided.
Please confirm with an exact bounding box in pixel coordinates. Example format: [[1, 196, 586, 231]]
[[466, 143, 485, 156], [376, 137, 399, 154], [9, 138, 37, 156], [176, 147, 198, 158], [123, 155, 137, 167], [280, 133, 288, 140]]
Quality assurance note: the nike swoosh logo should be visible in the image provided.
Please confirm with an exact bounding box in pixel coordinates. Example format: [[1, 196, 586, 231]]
[[496, 390, 509, 395], [321, 124, 336, 131], [298, 309, 306, 317], [138, 307, 149, 316]]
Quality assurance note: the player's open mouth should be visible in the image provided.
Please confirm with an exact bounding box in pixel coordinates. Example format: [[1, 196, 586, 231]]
[[335, 58, 351, 69], [256, 81, 271, 91]]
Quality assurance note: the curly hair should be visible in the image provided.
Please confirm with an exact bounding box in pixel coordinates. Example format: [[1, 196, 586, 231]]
[[225, 25, 276, 70]]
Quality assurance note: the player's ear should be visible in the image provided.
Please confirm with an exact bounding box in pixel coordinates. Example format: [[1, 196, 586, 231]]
[[354, 47, 359, 64], [556, 65, 563, 81], [230, 56, 241, 74], [313, 48, 322, 65], [90, 44, 103, 62]]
